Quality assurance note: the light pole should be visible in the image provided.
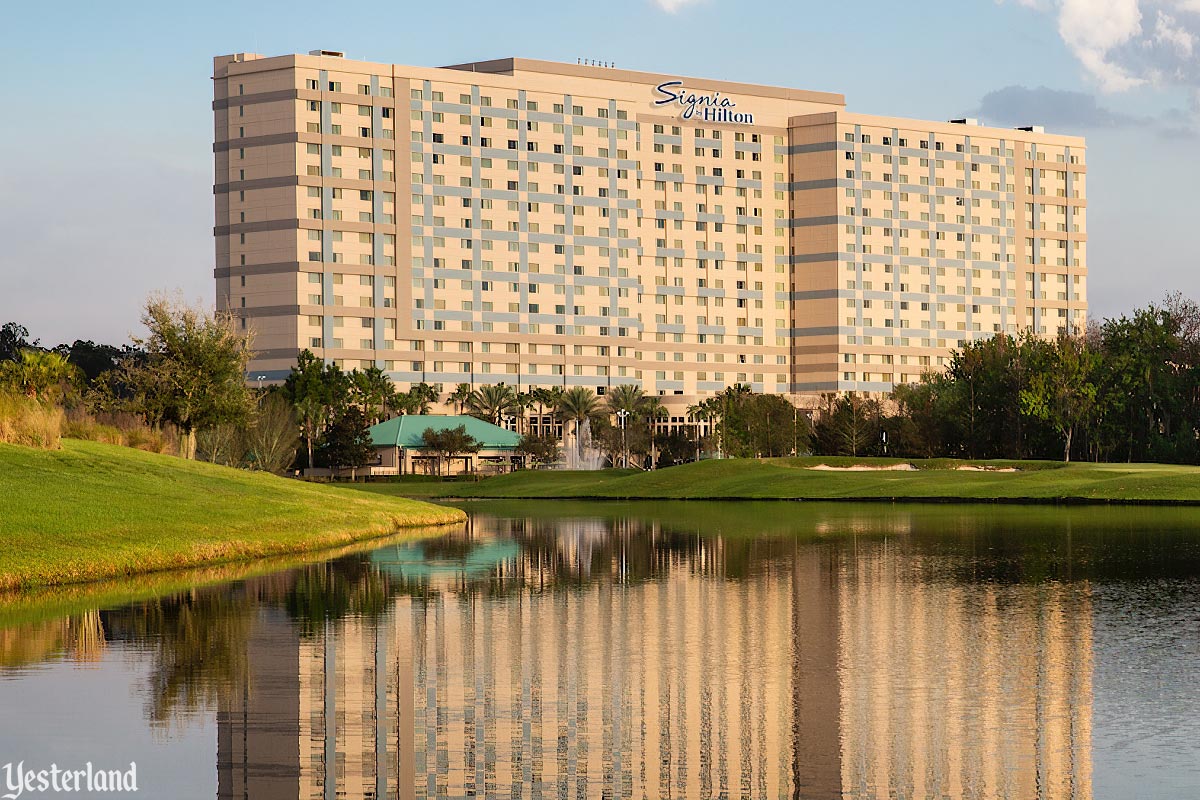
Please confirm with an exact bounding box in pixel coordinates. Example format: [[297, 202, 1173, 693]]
[[500, 413, 512, 475], [256, 374, 266, 390], [617, 409, 629, 468]]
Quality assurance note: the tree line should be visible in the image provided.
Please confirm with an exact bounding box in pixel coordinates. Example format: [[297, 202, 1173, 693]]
[[813, 293, 1200, 463], [7, 291, 1200, 471]]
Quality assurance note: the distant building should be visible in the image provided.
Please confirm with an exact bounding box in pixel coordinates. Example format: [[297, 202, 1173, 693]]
[[213, 52, 1087, 411], [369, 414, 522, 475]]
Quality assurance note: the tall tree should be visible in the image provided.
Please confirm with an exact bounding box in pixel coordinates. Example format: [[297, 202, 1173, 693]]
[[685, 402, 712, 462], [0, 323, 35, 363], [319, 406, 374, 480], [122, 297, 254, 459], [466, 383, 520, 425], [448, 383, 473, 415], [351, 366, 396, 425], [812, 394, 881, 457], [641, 396, 669, 467], [1020, 334, 1097, 462], [529, 387, 563, 435], [247, 392, 301, 473], [282, 349, 350, 473], [605, 384, 647, 415], [396, 382, 440, 415], [54, 340, 126, 383]]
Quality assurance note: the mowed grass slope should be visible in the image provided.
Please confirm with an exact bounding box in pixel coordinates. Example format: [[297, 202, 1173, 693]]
[[346, 456, 1200, 503], [0, 440, 464, 590]]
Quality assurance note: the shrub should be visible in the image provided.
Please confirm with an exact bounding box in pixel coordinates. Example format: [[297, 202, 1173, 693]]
[[63, 418, 123, 445], [61, 407, 177, 454], [0, 391, 64, 449]]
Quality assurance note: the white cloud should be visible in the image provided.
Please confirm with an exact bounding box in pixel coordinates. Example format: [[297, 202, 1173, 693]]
[[653, 0, 702, 11], [1008, 0, 1200, 92], [1058, 0, 1145, 91], [1154, 11, 1196, 55]]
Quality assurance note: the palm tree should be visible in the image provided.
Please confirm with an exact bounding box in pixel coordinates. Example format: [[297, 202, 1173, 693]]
[[448, 383, 473, 415], [513, 391, 534, 433], [0, 349, 78, 401], [527, 387, 563, 437], [605, 385, 647, 468], [555, 386, 602, 460], [466, 383, 520, 425], [409, 382, 440, 414], [642, 396, 668, 468], [686, 402, 710, 462], [605, 383, 647, 415], [351, 366, 396, 425], [700, 395, 726, 457]]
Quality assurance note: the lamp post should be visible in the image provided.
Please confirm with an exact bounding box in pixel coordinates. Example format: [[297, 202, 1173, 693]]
[[256, 374, 266, 390], [616, 408, 629, 468], [500, 413, 513, 475]]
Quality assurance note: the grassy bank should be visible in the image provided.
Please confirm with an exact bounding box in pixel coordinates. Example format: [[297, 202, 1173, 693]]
[[342, 456, 1200, 504], [0, 439, 465, 591]]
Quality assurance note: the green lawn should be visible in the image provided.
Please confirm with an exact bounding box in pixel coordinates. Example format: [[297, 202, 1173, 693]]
[[0, 440, 464, 591], [341, 456, 1200, 504]]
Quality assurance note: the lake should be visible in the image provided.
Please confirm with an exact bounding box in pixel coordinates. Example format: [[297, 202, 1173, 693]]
[[1, 501, 1198, 799]]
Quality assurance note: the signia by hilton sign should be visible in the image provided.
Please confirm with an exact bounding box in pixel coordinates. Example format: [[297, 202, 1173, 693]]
[[652, 81, 754, 124]]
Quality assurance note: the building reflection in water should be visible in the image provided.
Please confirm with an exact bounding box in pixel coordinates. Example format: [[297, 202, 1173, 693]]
[[211, 509, 1093, 800]]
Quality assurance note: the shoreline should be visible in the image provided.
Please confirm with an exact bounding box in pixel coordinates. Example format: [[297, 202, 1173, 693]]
[[344, 456, 1200, 507], [0, 517, 464, 594], [0, 439, 465, 592], [431, 493, 1200, 507]]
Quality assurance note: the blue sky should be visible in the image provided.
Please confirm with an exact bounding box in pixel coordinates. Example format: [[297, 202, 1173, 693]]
[[2, 0, 1197, 345]]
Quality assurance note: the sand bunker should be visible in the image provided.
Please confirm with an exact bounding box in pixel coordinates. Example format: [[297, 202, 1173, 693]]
[[955, 465, 1019, 472], [807, 463, 917, 471]]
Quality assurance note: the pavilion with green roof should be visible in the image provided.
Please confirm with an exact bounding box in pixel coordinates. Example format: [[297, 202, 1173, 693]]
[[368, 414, 524, 476]]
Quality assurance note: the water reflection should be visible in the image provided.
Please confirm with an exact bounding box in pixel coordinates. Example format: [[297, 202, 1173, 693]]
[[3, 502, 1200, 799]]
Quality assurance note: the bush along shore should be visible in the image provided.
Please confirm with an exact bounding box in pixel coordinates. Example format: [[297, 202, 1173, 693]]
[[341, 456, 1200, 505], [0, 439, 464, 591]]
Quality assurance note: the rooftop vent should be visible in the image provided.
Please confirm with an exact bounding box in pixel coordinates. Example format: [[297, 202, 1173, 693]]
[[309, 49, 345, 58], [948, 118, 979, 126], [1016, 125, 1045, 133]]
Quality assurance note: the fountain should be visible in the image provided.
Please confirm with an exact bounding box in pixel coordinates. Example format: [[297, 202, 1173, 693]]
[[558, 417, 605, 470]]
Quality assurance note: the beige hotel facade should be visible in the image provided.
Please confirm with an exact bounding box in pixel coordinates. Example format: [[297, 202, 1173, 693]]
[[213, 51, 1087, 407]]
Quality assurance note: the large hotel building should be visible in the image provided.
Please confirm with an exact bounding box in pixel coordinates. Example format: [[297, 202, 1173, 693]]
[[213, 51, 1086, 406]]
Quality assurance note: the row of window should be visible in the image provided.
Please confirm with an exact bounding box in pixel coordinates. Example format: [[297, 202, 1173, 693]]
[[410, 90, 632, 120], [652, 125, 763, 142], [303, 79, 394, 97], [842, 132, 1083, 163]]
